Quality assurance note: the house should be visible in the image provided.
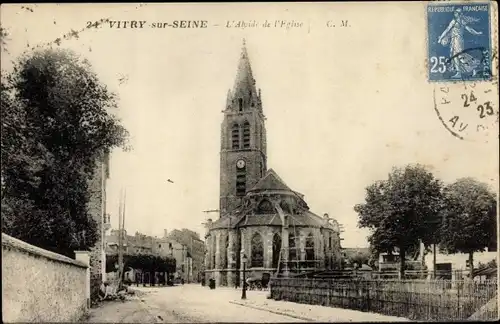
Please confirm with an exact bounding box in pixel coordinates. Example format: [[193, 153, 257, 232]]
[[164, 229, 204, 283], [105, 230, 154, 255], [423, 245, 497, 280], [473, 266, 497, 283], [154, 230, 193, 282]]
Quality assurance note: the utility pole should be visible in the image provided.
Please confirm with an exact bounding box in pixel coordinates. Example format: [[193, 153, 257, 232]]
[[117, 189, 123, 287], [118, 189, 126, 289]]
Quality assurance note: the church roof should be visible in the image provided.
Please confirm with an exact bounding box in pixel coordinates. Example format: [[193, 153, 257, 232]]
[[230, 211, 334, 229], [208, 215, 233, 230], [248, 168, 293, 192], [209, 205, 338, 231]]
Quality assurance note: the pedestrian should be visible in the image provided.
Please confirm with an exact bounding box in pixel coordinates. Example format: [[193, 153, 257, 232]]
[[98, 282, 107, 301]]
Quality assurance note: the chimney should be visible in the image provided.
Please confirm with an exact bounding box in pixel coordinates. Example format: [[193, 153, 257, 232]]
[[164, 229, 168, 238]]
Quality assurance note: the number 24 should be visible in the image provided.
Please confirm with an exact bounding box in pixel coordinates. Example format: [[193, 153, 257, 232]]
[[462, 93, 495, 118]]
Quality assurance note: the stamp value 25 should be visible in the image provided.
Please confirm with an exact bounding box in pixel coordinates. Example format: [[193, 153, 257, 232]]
[[427, 2, 492, 82]]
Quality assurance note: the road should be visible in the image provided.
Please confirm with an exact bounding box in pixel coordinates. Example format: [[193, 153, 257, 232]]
[[86, 284, 305, 323], [86, 284, 409, 323]]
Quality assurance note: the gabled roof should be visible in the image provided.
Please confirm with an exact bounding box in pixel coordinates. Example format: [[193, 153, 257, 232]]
[[248, 168, 293, 192], [208, 216, 233, 230], [473, 266, 498, 277]]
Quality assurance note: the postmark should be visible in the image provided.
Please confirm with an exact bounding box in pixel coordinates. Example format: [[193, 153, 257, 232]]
[[433, 81, 498, 142], [427, 2, 492, 82]]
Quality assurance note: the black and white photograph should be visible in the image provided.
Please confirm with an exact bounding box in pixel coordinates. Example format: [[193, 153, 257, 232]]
[[1, 2, 499, 323]]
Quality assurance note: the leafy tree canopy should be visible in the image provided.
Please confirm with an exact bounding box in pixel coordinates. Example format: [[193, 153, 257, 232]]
[[355, 164, 443, 277], [106, 254, 176, 274], [439, 178, 497, 256], [1, 48, 129, 257]]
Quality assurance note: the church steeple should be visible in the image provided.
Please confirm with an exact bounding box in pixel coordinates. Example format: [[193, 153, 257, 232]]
[[227, 39, 262, 113], [220, 39, 267, 215]]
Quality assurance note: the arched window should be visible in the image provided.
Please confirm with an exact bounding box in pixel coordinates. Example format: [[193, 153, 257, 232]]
[[236, 164, 246, 196], [231, 123, 240, 149], [212, 236, 217, 269], [238, 98, 243, 112], [305, 233, 315, 262], [289, 233, 297, 262], [272, 233, 281, 269], [251, 233, 264, 267], [242, 121, 250, 149], [223, 236, 229, 269]]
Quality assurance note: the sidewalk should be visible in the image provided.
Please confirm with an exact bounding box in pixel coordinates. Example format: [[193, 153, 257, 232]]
[[230, 294, 410, 322]]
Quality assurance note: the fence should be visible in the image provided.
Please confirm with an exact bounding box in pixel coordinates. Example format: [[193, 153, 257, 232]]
[[2, 233, 89, 323], [270, 277, 498, 321]]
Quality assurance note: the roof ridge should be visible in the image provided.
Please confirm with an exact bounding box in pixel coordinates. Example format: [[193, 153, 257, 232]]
[[249, 168, 293, 192]]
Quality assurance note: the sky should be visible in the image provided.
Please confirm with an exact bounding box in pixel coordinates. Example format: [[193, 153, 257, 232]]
[[1, 3, 498, 248]]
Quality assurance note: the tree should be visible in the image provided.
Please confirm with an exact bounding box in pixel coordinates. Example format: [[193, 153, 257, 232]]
[[344, 249, 371, 269], [439, 178, 497, 278], [1, 48, 129, 257], [355, 164, 443, 279], [106, 254, 176, 285]]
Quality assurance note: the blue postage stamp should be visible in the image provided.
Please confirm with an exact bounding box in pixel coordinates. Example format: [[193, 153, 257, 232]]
[[427, 2, 491, 82]]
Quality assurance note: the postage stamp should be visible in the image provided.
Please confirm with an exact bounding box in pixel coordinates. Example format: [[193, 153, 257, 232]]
[[427, 2, 492, 82]]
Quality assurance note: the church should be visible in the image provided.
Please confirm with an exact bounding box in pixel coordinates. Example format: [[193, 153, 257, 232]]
[[204, 41, 342, 287]]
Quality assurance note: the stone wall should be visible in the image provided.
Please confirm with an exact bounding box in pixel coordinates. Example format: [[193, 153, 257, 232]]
[[2, 233, 88, 323]]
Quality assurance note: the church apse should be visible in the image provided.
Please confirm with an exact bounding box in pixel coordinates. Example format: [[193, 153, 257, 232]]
[[205, 40, 342, 287]]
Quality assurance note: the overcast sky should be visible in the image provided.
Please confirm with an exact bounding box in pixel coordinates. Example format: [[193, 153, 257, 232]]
[[2, 3, 498, 248]]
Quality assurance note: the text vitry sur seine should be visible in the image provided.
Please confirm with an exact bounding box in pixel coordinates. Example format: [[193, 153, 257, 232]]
[[86, 20, 209, 29]]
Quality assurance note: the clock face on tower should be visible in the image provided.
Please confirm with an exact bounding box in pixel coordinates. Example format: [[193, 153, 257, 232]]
[[236, 159, 246, 169]]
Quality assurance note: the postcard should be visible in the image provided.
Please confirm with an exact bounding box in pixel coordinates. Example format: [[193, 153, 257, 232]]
[[1, 2, 498, 323]]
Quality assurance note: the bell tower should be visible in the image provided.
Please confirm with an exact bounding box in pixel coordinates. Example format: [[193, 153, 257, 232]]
[[219, 40, 267, 216]]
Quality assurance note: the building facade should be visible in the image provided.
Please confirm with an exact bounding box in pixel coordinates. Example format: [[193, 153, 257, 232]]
[[205, 42, 342, 287], [153, 230, 192, 282], [423, 246, 497, 280], [165, 229, 205, 282], [106, 229, 154, 255], [105, 228, 195, 282], [87, 152, 110, 296]]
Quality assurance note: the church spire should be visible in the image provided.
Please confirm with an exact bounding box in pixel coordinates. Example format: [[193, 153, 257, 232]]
[[230, 39, 260, 112]]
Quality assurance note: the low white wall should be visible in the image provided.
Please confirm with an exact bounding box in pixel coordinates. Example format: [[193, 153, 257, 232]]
[[2, 233, 88, 323], [424, 248, 497, 271]]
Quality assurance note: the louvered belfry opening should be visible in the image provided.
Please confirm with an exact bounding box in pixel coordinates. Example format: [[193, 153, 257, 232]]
[[242, 121, 250, 148], [236, 164, 246, 196], [231, 123, 240, 149]]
